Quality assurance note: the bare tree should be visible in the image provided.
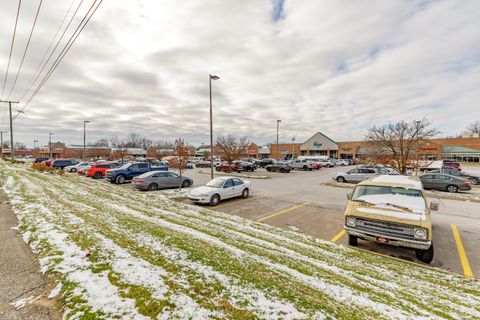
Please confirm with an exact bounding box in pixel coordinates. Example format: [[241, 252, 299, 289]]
[[216, 136, 250, 166], [111, 140, 128, 162], [365, 118, 439, 174], [14, 142, 26, 149], [465, 121, 480, 137], [92, 138, 109, 147], [171, 138, 189, 188], [125, 132, 143, 148]]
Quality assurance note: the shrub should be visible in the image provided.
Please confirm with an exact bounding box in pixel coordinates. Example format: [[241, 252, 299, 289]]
[[31, 163, 64, 175]]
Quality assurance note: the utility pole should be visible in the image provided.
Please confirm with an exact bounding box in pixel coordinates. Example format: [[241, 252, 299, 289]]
[[209, 74, 219, 180], [49, 132, 54, 159], [0, 100, 19, 160], [276, 120, 282, 160], [83, 120, 90, 161]]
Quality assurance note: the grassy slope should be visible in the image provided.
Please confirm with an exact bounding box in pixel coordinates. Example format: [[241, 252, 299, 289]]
[[0, 161, 479, 320]]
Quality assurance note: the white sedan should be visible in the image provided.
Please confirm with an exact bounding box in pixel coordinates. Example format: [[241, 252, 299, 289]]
[[187, 176, 251, 206], [64, 162, 90, 173]]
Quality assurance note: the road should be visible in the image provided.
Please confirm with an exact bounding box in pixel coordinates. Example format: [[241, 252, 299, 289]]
[[182, 165, 480, 278]]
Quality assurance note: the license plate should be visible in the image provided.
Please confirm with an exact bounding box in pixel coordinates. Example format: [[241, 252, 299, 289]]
[[376, 237, 389, 244]]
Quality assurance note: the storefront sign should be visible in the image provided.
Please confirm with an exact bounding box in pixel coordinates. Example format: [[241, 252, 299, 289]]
[[341, 147, 352, 151], [313, 142, 322, 148]]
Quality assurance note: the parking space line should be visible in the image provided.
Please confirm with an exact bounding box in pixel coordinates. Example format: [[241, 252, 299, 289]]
[[256, 202, 311, 222], [451, 224, 474, 278], [331, 229, 346, 242], [215, 196, 264, 209]]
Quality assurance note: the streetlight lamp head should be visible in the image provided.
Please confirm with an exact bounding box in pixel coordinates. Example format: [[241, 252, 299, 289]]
[[84, 120, 90, 123], [210, 75, 220, 80], [277, 119, 282, 123]]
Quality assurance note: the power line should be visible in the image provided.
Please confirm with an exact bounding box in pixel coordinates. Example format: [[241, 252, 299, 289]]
[[6, 0, 43, 100], [1, 0, 22, 99], [21, 0, 102, 113], [18, 0, 79, 102]]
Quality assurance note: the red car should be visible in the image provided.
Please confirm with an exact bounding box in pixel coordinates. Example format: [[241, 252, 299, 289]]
[[311, 161, 323, 170], [42, 159, 53, 167], [443, 161, 461, 171], [86, 163, 119, 179], [215, 163, 244, 173]]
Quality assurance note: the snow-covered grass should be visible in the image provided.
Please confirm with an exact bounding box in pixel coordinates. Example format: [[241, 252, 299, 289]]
[[1, 161, 479, 320]]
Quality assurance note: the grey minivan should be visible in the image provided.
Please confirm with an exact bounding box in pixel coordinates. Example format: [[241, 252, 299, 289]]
[[132, 171, 193, 191]]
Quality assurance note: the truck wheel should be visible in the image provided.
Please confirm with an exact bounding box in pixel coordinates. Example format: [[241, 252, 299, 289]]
[[215, 167, 221, 172], [309, 168, 313, 171], [336, 176, 346, 183], [280, 168, 285, 173], [242, 188, 249, 198], [209, 194, 220, 206], [181, 180, 190, 188], [303, 165, 308, 171], [266, 167, 271, 172], [148, 183, 158, 191], [348, 234, 358, 246], [446, 185, 458, 193], [93, 172, 102, 179], [415, 243, 434, 264], [116, 175, 126, 184]]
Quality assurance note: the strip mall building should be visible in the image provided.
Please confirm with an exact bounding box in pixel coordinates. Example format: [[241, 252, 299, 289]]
[[269, 132, 480, 163]]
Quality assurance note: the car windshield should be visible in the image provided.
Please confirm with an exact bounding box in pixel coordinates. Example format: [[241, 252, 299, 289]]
[[206, 178, 226, 188], [352, 185, 425, 213]]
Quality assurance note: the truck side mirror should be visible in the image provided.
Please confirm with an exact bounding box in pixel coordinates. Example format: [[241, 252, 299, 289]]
[[346, 193, 351, 200], [430, 201, 439, 211]]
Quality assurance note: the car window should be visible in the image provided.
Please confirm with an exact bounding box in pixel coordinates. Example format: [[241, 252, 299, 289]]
[[167, 172, 178, 178], [223, 179, 234, 188], [232, 178, 243, 186], [97, 165, 107, 169], [138, 163, 149, 169], [421, 175, 433, 180], [348, 169, 358, 174], [154, 172, 168, 178], [437, 175, 452, 180], [366, 169, 376, 174], [130, 164, 138, 170]]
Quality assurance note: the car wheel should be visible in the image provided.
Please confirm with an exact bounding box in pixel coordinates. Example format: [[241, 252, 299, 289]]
[[181, 180, 191, 188], [303, 165, 308, 171], [209, 194, 220, 206], [309, 168, 313, 171], [242, 188, 249, 198], [415, 243, 434, 264], [280, 168, 285, 173], [71, 168, 77, 173], [266, 167, 271, 172], [215, 167, 221, 172], [336, 176, 346, 183], [116, 175, 126, 184], [348, 234, 358, 246], [148, 183, 158, 191], [468, 178, 478, 185], [446, 185, 458, 193], [93, 172, 102, 179]]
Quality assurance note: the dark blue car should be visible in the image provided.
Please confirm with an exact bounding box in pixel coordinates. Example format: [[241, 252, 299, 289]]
[[105, 162, 168, 184]]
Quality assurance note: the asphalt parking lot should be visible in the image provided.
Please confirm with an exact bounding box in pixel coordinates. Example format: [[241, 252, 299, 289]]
[[183, 165, 480, 278]]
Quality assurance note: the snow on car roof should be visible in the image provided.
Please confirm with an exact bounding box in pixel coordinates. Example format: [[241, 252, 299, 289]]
[[361, 175, 423, 190]]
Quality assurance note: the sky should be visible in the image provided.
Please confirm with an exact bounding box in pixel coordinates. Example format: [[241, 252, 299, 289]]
[[0, 0, 479, 148]]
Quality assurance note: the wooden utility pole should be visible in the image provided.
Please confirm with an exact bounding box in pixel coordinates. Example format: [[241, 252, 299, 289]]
[[0, 100, 19, 160]]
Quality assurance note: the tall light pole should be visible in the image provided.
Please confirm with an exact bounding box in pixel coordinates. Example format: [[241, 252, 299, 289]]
[[83, 120, 90, 162], [209, 74, 219, 179], [415, 120, 421, 175], [291, 137, 295, 160], [276, 120, 282, 160], [49, 133, 54, 159]]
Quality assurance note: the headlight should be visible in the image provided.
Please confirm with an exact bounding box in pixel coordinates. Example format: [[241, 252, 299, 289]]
[[414, 228, 427, 239], [346, 216, 357, 227]]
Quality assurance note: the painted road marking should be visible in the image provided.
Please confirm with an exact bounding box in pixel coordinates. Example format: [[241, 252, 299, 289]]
[[331, 229, 346, 242], [257, 202, 311, 222], [215, 196, 264, 209], [451, 224, 473, 277]]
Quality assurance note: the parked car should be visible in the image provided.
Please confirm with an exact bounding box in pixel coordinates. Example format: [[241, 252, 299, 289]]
[[187, 176, 251, 206], [344, 175, 438, 263], [419, 174, 472, 193], [64, 162, 90, 173], [34, 157, 49, 163], [235, 161, 257, 172], [42, 159, 53, 167], [265, 160, 292, 173], [216, 163, 244, 173], [132, 171, 193, 191], [290, 159, 315, 171], [428, 168, 479, 185], [308, 160, 323, 170], [334, 159, 348, 166], [105, 162, 169, 184], [443, 160, 461, 171], [257, 158, 276, 168], [333, 167, 379, 183], [86, 163, 120, 179], [318, 159, 335, 168], [195, 160, 212, 168], [51, 159, 79, 169]]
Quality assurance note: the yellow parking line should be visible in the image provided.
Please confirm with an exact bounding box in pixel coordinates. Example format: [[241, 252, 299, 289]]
[[331, 229, 346, 242], [215, 196, 264, 209], [257, 202, 311, 222], [451, 224, 474, 277]]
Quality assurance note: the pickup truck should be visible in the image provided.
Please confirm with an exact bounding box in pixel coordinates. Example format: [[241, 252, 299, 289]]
[[105, 162, 168, 184], [290, 159, 315, 171]]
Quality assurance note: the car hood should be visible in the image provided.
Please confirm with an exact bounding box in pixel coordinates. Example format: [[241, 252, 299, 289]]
[[189, 186, 218, 196], [349, 200, 428, 224]]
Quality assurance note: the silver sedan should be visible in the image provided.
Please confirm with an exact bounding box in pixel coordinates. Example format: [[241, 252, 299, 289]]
[[132, 171, 193, 191]]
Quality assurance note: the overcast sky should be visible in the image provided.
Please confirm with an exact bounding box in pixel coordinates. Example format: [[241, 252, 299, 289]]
[[1, 0, 479, 147]]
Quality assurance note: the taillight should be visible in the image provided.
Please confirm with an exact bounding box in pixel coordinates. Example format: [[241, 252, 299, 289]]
[[134, 179, 144, 183], [464, 181, 471, 185]]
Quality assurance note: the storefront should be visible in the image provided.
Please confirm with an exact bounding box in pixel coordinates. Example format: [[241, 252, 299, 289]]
[[299, 132, 338, 158]]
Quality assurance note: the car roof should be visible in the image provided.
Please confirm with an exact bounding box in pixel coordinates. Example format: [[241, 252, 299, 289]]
[[359, 175, 423, 190]]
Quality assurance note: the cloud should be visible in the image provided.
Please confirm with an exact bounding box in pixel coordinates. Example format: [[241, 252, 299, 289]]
[[0, 0, 479, 147]]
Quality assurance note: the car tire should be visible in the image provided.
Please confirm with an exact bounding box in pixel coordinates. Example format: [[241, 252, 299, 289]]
[[468, 178, 478, 185], [71, 168, 77, 173], [336, 176, 346, 183], [215, 167, 221, 172], [116, 175, 126, 184], [280, 168, 285, 173], [446, 185, 458, 193], [209, 194, 220, 206], [148, 183, 158, 191], [93, 172, 102, 179], [415, 243, 434, 264], [303, 165, 308, 171], [181, 180, 191, 188], [348, 234, 358, 246], [266, 167, 271, 172], [242, 188, 249, 198], [309, 168, 313, 171]]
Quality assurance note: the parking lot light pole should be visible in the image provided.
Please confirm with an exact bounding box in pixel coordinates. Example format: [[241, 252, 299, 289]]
[[83, 120, 90, 162], [415, 120, 421, 176], [291, 137, 295, 159], [49, 133, 54, 159], [276, 120, 282, 160], [209, 74, 220, 180]]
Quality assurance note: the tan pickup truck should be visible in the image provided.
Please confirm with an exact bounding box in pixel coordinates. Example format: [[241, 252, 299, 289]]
[[344, 175, 438, 263]]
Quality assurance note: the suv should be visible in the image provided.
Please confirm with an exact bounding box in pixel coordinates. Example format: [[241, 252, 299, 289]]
[[319, 159, 335, 168], [257, 158, 276, 168], [235, 161, 257, 172], [344, 175, 437, 263], [290, 159, 315, 171], [51, 159, 78, 169], [106, 162, 168, 184], [86, 163, 119, 179], [265, 160, 292, 173], [216, 163, 244, 173], [333, 167, 379, 183]]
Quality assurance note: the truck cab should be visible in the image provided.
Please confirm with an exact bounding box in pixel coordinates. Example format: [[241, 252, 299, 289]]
[[344, 175, 438, 263]]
